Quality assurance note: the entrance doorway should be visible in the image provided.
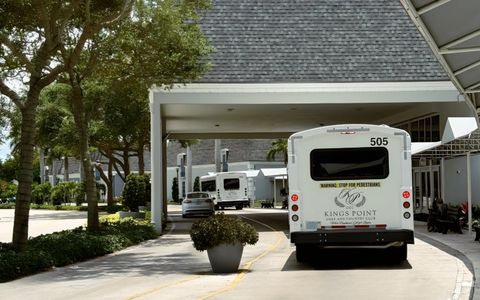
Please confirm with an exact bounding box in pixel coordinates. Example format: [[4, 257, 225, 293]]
[[413, 165, 441, 214]]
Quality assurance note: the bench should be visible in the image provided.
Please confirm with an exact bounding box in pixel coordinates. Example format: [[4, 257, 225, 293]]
[[261, 200, 274, 208], [436, 205, 463, 234]]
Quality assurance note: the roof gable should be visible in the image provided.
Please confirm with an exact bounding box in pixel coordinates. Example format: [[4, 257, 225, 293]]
[[199, 0, 448, 82]]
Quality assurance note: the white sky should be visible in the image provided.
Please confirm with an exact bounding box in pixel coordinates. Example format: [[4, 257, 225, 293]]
[[0, 142, 11, 161]]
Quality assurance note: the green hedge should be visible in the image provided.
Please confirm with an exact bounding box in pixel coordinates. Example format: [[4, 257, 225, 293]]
[[122, 174, 150, 212], [0, 217, 157, 282], [0, 203, 124, 212]]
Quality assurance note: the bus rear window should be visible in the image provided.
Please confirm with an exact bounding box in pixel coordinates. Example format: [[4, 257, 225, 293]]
[[201, 180, 216, 192], [310, 147, 389, 181], [224, 178, 240, 190]]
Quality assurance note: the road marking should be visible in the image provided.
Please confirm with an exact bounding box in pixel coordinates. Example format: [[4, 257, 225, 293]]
[[198, 216, 286, 300], [124, 214, 285, 300]]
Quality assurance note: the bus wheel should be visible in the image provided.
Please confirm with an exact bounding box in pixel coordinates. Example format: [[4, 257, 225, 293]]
[[295, 244, 312, 263], [235, 205, 243, 210], [390, 244, 407, 262], [214, 204, 219, 210]]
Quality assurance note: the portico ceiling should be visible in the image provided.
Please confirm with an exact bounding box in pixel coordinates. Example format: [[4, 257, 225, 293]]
[[150, 82, 467, 140], [401, 0, 480, 109]]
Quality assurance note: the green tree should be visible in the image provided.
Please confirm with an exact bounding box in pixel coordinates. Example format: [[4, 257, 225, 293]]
[[172, 177, 179, 202], [122, 174, 150, 212], [266, 139, 288, 165], [31, 182, 51, 205], [0, 180, 17, 199], [87, 0, 211, 217], [0, 0, 133, 251], [194, 176, 200, 192], [0, 156, 19, 182], [36, 84, 79, 182]]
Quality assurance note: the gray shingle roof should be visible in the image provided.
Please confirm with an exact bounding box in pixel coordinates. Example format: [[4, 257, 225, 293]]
[[198, 0, 449, 82]]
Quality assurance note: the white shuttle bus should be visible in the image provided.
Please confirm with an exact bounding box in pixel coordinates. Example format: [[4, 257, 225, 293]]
[[288, 124, 414, 262], [200, 172, 249, 210]]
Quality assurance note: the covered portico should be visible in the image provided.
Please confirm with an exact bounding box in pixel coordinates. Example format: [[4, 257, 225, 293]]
[[149, 82, 477, 232]]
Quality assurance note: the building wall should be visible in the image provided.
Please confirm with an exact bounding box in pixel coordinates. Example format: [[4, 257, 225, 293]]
[[444, 154, 480, 206]]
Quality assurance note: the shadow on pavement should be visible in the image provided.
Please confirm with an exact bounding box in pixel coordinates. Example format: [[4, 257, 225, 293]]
[[281, 249, 413, 271], [33, 237, 211, 282]]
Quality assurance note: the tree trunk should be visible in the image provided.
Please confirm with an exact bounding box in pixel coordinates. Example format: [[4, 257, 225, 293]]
[[107, 156, 114, 206], [95, 154, 114, 207], [138, 145, 145, 175], [122, 148, 130, 178], [12, 95, 39, 251], [64, 157, 69, 182], [40, 149, 46, 184], [69, 73, 98, 230]]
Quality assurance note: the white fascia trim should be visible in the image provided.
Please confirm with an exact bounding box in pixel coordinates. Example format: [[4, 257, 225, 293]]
[[151, 81, 459, 105]]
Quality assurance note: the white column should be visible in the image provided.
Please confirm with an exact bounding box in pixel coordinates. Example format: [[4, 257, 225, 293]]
[[273, 179, 276, 207], [215, 139, 221, 173], [429, 160, 434, 208], [150, 92, 163, 233], [440, 157, 445, 200], [186, 145, 193, 193], [467, 152, 472, 235]]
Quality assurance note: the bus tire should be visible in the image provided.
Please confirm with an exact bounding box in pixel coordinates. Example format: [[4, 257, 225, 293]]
[[214, 204, 219, 210], [390, 244, 407, 261], [295, 244, 311, 263], [235, 205, 243, 210]]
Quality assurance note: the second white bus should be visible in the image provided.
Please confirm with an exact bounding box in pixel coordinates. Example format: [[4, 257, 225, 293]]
[[200, 172, 249, 210]]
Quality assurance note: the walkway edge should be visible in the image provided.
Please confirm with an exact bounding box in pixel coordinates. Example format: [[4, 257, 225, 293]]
[[416, 232, 475, 300]]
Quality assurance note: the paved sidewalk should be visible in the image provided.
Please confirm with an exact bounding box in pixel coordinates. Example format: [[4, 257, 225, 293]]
[[0, 210, 477, 299], [415, 221, 479, 299]]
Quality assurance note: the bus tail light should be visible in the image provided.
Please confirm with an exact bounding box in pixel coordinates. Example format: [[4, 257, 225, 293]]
[[403, 212, 411, 219], [403, 201, 410, 209], [292, 214, 299, 222], [292, 204, 299, 211], [291, 194, 299, 201], [402, 191, 411, 199]]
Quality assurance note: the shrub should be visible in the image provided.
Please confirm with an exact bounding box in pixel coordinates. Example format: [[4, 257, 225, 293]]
[[32, 182, 52, 205], [190, 213, 258, 251], [0, 181, 17, 202], [122, 174, 150, 212], [0, 203, 15, 209], [50, 182, 81, 205], [30, 203, 88, 211]]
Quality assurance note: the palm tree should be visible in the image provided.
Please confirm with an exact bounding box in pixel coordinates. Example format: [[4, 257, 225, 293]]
[[266, 139, 288, 165]]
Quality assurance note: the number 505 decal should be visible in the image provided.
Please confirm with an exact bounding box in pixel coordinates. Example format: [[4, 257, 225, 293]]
[[370, 137, 388, 146]]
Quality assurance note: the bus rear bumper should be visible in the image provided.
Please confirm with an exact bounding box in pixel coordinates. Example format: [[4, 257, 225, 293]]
[[216, 200, 249, 208], [291, 228, 414, 246]]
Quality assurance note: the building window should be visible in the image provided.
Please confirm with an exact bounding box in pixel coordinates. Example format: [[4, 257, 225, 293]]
[[395, 115, 439, 143]]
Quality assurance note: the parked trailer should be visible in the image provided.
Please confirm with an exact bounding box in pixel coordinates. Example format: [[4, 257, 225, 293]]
[[288, 124, 414, 262], [200, 172, 249, 210]]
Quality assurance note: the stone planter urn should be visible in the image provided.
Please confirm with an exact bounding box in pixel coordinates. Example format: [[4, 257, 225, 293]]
[[207, 243, 244, 273], [189, 213, 259, 274]]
